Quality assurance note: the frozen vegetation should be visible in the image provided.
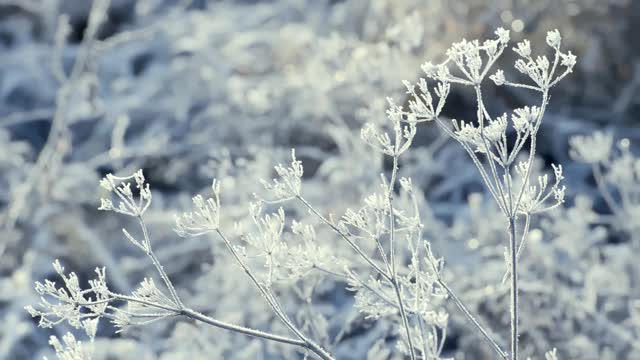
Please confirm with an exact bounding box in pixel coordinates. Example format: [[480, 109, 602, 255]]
[[1, 0, 639, 359]]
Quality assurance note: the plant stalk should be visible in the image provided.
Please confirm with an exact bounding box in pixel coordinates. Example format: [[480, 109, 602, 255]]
[[509, 216, 518, 360]]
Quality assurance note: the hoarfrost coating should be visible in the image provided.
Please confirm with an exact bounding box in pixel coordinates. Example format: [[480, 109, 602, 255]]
[[0, 1, 639, 359]]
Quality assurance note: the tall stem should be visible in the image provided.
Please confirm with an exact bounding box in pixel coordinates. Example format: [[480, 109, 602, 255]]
[[387, 154, 417, 360], [508, 216, 518, 360]]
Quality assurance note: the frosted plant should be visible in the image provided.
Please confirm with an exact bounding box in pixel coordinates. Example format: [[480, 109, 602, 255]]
[[263, 135, 450, 360], [32, 171, 339, 359], [392, 28, 575, 359], [27, 27, 577, 360], [5, 0, 636, 357]]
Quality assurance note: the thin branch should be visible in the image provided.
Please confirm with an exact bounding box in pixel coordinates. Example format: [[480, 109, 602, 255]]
[[137, 216, 184, 309], [296, 195, 391, 281], [387, 152, 417, 360], [180, 308, 308, 348], [436, 279, 509, 359], [214, 229, 334, 360]]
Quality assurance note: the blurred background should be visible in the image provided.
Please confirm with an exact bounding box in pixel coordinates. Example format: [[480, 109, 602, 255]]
[[1, 0, 639, 359]]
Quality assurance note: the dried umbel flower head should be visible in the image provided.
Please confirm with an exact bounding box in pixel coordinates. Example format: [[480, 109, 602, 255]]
[[385, 27, 575, 360], [570, 131, 613, 164], [175, 179, 222, 237], [260, 149, 304, 201], [25, 260, 108, 335], [98, 170, 152, 216]]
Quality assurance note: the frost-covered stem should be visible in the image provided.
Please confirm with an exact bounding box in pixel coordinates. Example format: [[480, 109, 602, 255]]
[[179, 308, 310, 349], [108, 292, 178, 312], [514, 89, 549, 213], [137, 216, 184, 309], [417, 316, 430, 359], [392, 278, 416, 360], [374, 236, 393, 275], [388, 155, 399, 275], [437, 324, 447, 355], [436, 279, 508, 359], [508, 217, 518, 360], [186, 308, 333, 359], [475, 85, 509, 214], [504, 81, 544, 92], [502, 215, 531, 283], [515, 215, 530, 258], [296, 195, 391, 281], [109, 293, 316, 348], [214, 229, 334, 359], [434, 117, 506, 214], [386, 153, 417, 360]]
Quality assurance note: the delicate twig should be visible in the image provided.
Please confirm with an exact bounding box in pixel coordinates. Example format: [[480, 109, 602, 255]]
[[296, 195, 391, 281], [387, 153, 417, 360], [137, 216, 184, 309], [436, 279, 509, 359], [214, 229, 334, 360]]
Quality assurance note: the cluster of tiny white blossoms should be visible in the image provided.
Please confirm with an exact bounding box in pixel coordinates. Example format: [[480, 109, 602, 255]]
[[97, 170, 151, 217], [46, 332, 94, 360], [515, 162, 566, 214], [25, 260, 106, 334], [414, 28, 573, 220], [507, 29, 576, 88], [259, 149, 304, 202], [175, 179, 222, 236], [25, 260, 106, 360]]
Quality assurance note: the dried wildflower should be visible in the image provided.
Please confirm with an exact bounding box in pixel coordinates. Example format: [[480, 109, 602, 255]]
[[175, 179, 222, 236], [546, 29, 562, 49], [491, 69, 506, 86], [570, 131, 613, 164], [98, 170, 151, 216], [260, 150, 304, 201]]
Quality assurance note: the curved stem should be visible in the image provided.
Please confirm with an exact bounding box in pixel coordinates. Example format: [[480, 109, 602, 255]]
[[180, 308, 310, 348]]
